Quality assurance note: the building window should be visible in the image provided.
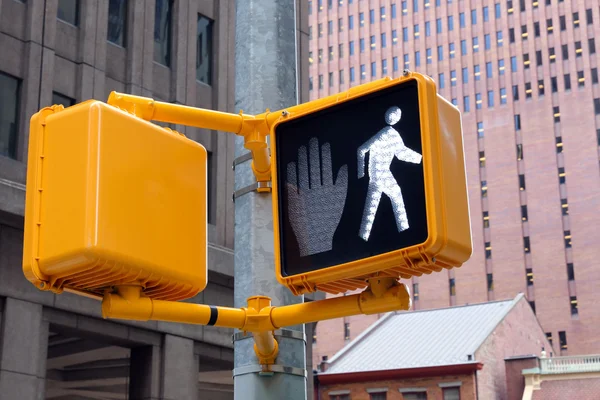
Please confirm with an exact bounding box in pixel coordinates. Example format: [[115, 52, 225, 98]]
[[380, 6, 386, 20], [359, 12, 364, 26], [404, 54, 410, 69], [196, 15, 214, 85], [403, 27, 410, 42], [526, 268, 534, 285], [536, 50, 542, 66], [461, 40, 467, 55], [460, 12, 465, 28], [575, 41, 583, 57], [438, 46, 443, 61], [551, 77, 558, 92], [519, 174, 526, 191], [330, 394, 350, 400], [360, 64, 366, 79], [513, 85, 519, 101], [514, 114, 521, 130], [348, 15, 354, 30], [485, 34, 491, 50], [525, 82, 532, 98], [473, 37, 479, 52], [559, 331, 567, 351], [360, 38, 365, 53], [369, 9, 375, 24], [403, 393, 427, 400], [415, 51, 420, 66], [476, 93, 482, 109], [381, 33, 387, 48], [534, 22, 540, 37], [392, 30, 398, 44], [524, 236, 531, 253], [462, 67, 469, 84], [382, 59, 388, 75], [437, 18, 442, 33], [448, 15, 454, 30], [589, 38, 596, 54], [349, 41, 355, 55], [451, 70, 457, 86], [549, 47, 556, 62], [393, 57, 399, 72], [592, 68, 599, 84], [57, 0, 80, 26], [573, 11, 580, 27], [449, 42, 455, 58], [370, 393, 387, 400], [521, 205, 528, 221], [495, 3, 501, 18], [309, 77, 313, 91], [328, 20, 333, 35], [439, 72, 444, 88], [567, 263, 575, 281], [154, 0, 173, 66], [402, 1, 408, 14], [485, 241, 491, 258], [350, 67, 355, 82], [529, 301, 536, 314], [560, 15, 566, 31], [547, 18, 554, 32], [522, 25, 528, 39], [339, 69, 344, 85], [561, 198, 569, 215], [497, 31, 503, 47], [339, 43, 344, 58], [471, 9, 477, 24], [344, 322, 350, 340], [52, 92, 75, 107], [414, 24, 420, 37], [524, 53, 530, 69], [483, 211, 490, 228], [564, 230, 572, 248], [562, 44, 569, 60], [425, 21, 431, 37], [488, 91, 494, 107], [463, 96, 470, 112], [498, 59, 505, 75], [487, 273, 494, 291], [391, 3, 397, 18], [564, 73, 571, 90], [318, 74, 323, 89], [511, 56, 518, 72], [578, 71, 585, 87], [486, 62, 493, 78], [553, 106, 561, 122], [449, 278, 456, 296], [107, 0, 127, 46], [509, 28, 515, 43], [426, 48, 432, 64], [474, 65, 481, 81], [370, 35, 376, 49], [0, 72, 20, 159], [500, 88, 507, 104], [328, 72, 334, 87], [477, 122, 484, 138], [413, 283, 419, 301], [443, 387, 460, 400], [538, 79, 545, 96], [338, 18, 343, 32], [516, 143, 523, 160], [546, 332, 554, 348], [570, 296, 578, 316]]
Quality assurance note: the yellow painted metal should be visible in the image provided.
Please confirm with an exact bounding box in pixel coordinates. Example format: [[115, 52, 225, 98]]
[[268, 72, 472, 295], [23, 101, 208, 301], [107, 91, 272, 183]]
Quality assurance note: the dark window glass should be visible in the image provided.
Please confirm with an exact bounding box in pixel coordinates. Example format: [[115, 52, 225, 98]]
[[538, 79, 545, 96], [549, 47, 556, 62], [587, 8, 593, 25], [516, 143, 523, 159], [515, 114, 521, 130], [567, 263, 575, 281], [578, 71, 585, 87], [593, 68, 599, 84], [559, 331, 567, 350], [526, 268, 534, 285], [529, 301, 536, 314], [570, 296, 578, 316], [547, 18, 553, 32], [443, 388, 460, 400], [57, 0, 79, 26], [0, 72, 20, 159], [562, 44, 569, 60], [197, 15, 214, 85], [449, 278, 456, 296], [108, 0, 127, 46], [564, 230, 572, 248], [534, 22, 540, 37], [594, 98, 600, 114], [52, 92, 75, 107], [589, 39, 596, 54], [551, 77, 558, 92], [536, 50, 542, 66], [344, 322, 350, 340], [495, 3, 501, 18], [560, 15, 566, 31], [524, 236, 531, 252], [509, 28, 515, 43], [154, 0, 173, 66], [513, 85, 520, 101], [521, 205, 528, 221], [564, 74, 571, 90], [554, 106, 560, 122]]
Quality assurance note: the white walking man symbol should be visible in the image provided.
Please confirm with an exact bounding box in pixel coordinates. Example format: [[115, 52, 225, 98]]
[[357, 106, 423, 241]]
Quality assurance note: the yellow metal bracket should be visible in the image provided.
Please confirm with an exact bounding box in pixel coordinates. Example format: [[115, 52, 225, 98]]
[[107, 92, 272, 184], [102, 279, 411, 366]]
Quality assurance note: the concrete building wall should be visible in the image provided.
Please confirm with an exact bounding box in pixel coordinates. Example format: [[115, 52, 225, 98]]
[[311, 0, 600, 365]]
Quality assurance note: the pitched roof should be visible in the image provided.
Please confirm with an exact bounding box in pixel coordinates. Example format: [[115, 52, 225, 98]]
[[323, 294, 525, 375]]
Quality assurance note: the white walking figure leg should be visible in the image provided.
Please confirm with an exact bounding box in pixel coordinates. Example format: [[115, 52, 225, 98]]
[[359, 183, 383, 241], [385, 182, 410, 232]]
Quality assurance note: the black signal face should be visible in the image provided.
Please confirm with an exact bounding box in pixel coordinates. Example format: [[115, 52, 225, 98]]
[[275, 80, 428, 277]]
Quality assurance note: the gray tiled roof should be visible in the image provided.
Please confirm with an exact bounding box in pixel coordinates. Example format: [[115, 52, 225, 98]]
[[323, 294, 524, 374]]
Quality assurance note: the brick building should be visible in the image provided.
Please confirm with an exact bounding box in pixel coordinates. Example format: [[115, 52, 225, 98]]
[[309, 0, 600, 367], [316, 295, 554, 400]]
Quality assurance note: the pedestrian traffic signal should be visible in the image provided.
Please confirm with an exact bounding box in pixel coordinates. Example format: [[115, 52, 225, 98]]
[[271, 73, 472, 295], [23, 101, 208, 301]]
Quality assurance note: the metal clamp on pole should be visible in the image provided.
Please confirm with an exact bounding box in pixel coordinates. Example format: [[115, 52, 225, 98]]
[[232, 181, 272, 202], [232, 364, 307, 378]]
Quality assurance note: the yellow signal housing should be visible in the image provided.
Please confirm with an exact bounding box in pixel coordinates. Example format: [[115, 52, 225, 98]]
[[269, 73, 472, 295], [23, 101, 207, 301]]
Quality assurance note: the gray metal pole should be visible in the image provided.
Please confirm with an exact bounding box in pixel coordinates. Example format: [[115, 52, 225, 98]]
[[233, 1, 307, 400]]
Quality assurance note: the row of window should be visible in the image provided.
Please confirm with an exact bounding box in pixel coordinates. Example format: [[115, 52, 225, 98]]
[[310, 8, 595, 40], [329, 387, 459, 400], [54, 0, 214, 84], [547, 331, 569, 352]]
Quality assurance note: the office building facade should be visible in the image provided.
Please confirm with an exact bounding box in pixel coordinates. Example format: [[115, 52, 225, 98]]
[[310, 0, 600, 368]]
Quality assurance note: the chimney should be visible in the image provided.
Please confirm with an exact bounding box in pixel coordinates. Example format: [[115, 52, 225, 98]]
[[320, 355, 329, 372]]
